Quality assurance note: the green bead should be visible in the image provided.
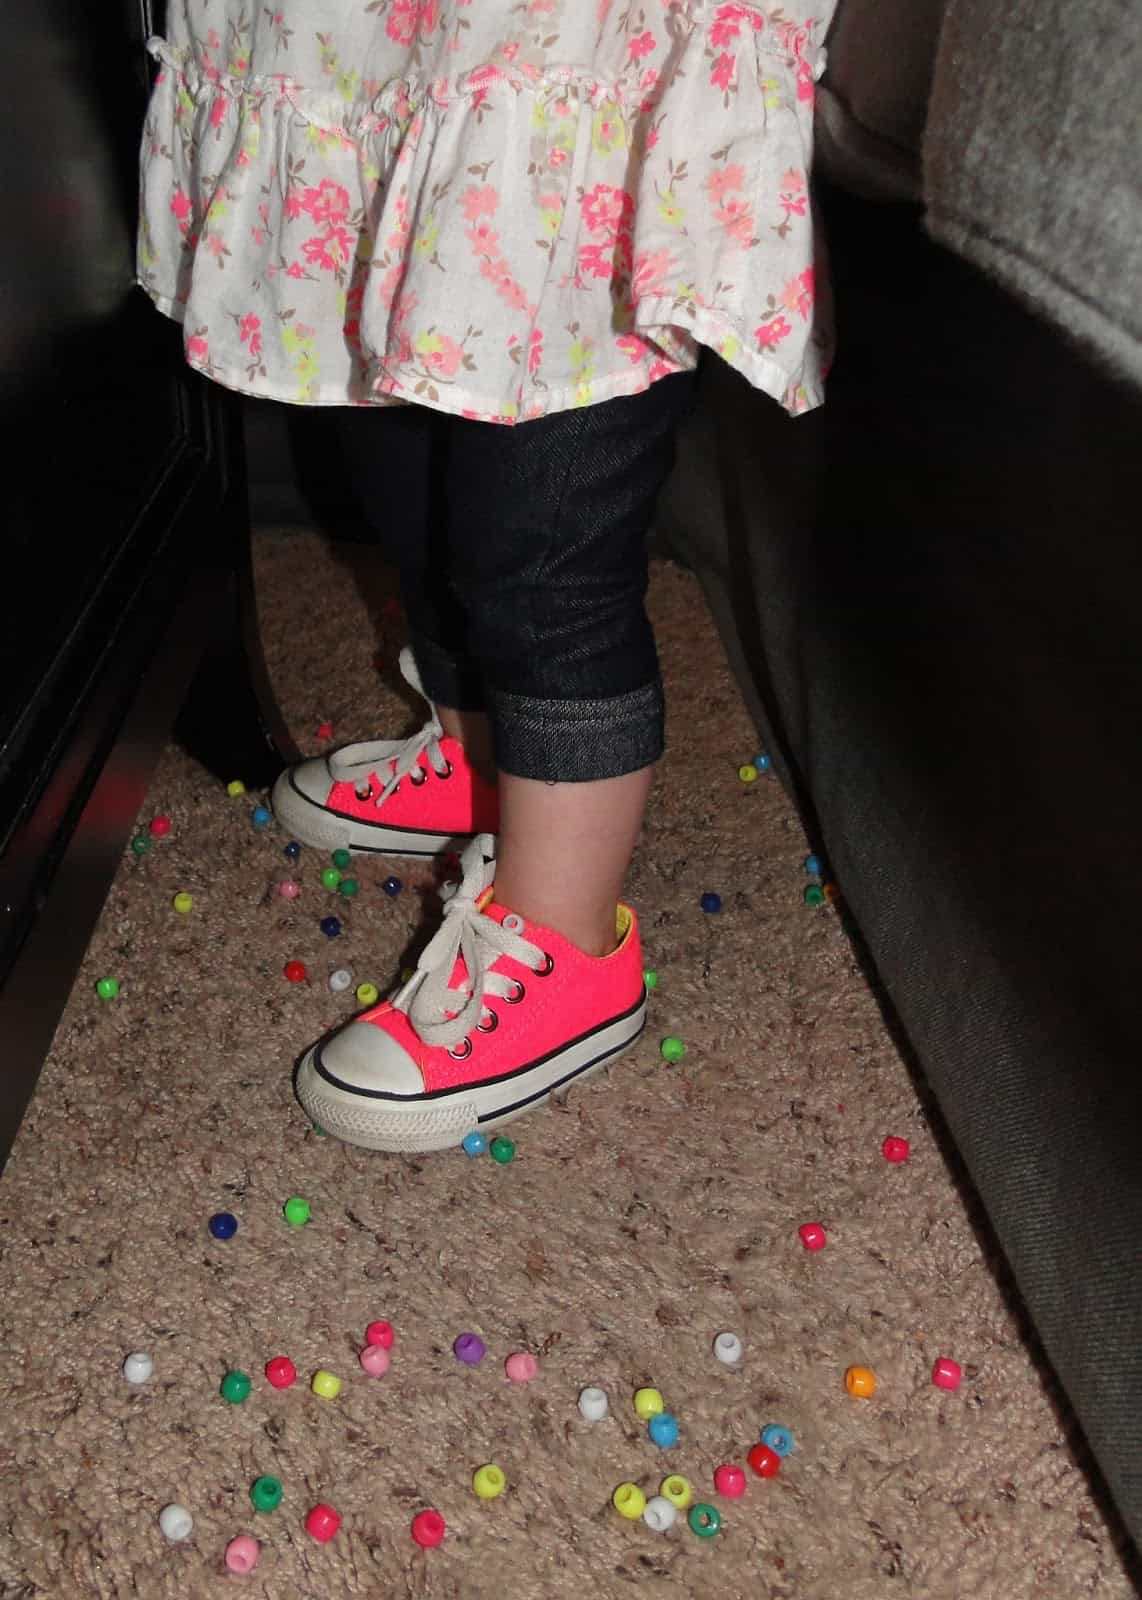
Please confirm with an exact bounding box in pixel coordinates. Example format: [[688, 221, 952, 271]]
[[220, 1370, 252, 1404], [688, 1503, 721, 1538], [311, 1124, 327, 1138], [320, 867, 342, 890], [338, 877, 360, 898], [95, 977, 120, 1001], [660, 1036, 686, 1062], [643, 969, 658, 990], [283, 1195, 310, 1227], [489, 1136, 516, 1165], [130, 835, 151, 856], [804, 884, 826, 907], [250, 1475, 283, 1512], [331, 849, 352, 870]]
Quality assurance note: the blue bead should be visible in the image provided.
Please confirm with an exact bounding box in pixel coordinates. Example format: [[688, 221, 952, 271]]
[[251, 805, 273, 830], [760, 1423, 793, 1457], [462, 1131, 488, 1157], [648, 1412, 679, 1448], [382, 876, 403, 897], [208, 1211, 238, 1240], [754, 753, 772, 773], [319, 916, 342, 939], [284, 841, 301, 862], [700, 892, 722, 914], [803, 854, 822, 876]]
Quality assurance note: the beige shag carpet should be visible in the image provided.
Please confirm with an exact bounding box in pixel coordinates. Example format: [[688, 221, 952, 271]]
[[0, 528, 1136, 1600]]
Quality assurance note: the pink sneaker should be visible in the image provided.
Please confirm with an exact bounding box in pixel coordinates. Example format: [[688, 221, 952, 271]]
[[270, 649, 499, 857], [294, 834, 647, 1152]]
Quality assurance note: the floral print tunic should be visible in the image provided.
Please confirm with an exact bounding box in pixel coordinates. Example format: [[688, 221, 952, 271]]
[[138, 1, 834, 422]]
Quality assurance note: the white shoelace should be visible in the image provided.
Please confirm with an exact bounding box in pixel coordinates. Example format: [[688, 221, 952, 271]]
[[391, 833, 546, 1050], [327, 647, 450, 807]]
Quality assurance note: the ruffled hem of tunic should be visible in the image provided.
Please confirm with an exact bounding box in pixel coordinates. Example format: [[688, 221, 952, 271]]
[[137, 20, 830, 422]]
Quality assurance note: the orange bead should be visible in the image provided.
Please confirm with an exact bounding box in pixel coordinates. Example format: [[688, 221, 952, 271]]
[[845, 1365, 877, 1398]]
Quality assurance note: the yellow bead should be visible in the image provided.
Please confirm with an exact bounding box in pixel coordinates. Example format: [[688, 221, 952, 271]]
[[311, 1369, 342, 1400], [738, 764, 758, 783], [226, 780, 246, 797], [659, 1475, 693, 1510], [356, 982, 379, 1006], [172, 893, 193, 914], [472, 1464, 506, 1500], [612, 1483, 646, 1520], [633, 1387, 664, 1420], [845, 1365, 877, 1399]]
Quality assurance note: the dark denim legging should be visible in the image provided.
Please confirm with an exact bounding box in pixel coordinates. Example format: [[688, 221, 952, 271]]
[[335, 372, 696, 783]]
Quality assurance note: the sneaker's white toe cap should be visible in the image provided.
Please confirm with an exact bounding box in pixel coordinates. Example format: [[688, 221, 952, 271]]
[[281, 757, 336, 806], [317, 1021, 424, 1096]]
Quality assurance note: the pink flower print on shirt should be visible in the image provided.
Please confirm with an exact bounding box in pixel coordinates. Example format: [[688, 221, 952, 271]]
[[301, 224, 354, 273], [302, 179, 351, 226], [463, 185, 535, 317], [414, 330, 463, 378], [187, 332, 209, 364], [705, 164, 755, 248], [239, 313, 262, 359], [706, 163, 745, 204], [797, 59, 815, 103], [711, 53, 735, 93], [755, 314, 792, 350], [581, 184, 633, 236], [708, 2, 763, 49], [780, 267, 814, 319], [463, 185, 498, 222], [628, 30, 656, 60], [170, 187, 193, 234]]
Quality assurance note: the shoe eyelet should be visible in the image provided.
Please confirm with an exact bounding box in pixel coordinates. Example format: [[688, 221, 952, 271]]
[[438, 759, 454, 780], [502, 912, 525, 934], [502, 980, 525, 1005], [354, 780, 373, 801], [477, 1009, 498, 1033], [409, 768, 428, 787], [448, 1037, 473, 1060], [532, 952, 555, 977]]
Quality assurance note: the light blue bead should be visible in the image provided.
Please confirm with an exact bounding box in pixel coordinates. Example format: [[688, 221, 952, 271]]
[[803, 854, 822, 876], [760, 1423, 793, 1457], [462, 1131, 488, 1157], [648, 1412, 679, 1448], [754, 754, 772, 773], [251, 805, 273, 829]]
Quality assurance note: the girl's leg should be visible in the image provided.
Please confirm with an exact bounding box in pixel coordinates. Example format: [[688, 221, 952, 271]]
[[442, 373, 697, 954], [334, 405, 495, 779]]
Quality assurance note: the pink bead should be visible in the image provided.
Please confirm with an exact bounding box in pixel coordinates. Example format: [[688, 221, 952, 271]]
[[224, 1535, 260, 1573], [317, 723, 333, 739], [149, 814, 171, 837], [305, 1503, 341, 1543], [359, 1344, 390, 1378], [932, 1356, 962, 1390], [278, 880, 301, 899], [504, 1351, 538, 1383], [265, 1356, 297, 1389], [799, 1222, 827, 1251], [882, 1136, 910, 1163], [411, 1509, 446, 1548], [365, 1320, 394, 1349], [713, 1463, 747, 1498]]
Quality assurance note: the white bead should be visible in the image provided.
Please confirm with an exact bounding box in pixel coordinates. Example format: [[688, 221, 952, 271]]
[[122, 1352, 153, 1384], [328, 968, 353, 993], [158, 1504, 194, 1542], [713, 1331, 743, 1365], [577, 1385, 609, 1422], [642, 1496, 677, 1533]]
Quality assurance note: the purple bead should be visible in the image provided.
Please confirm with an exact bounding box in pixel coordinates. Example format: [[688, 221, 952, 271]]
[[453, 1332, 486, 1365]]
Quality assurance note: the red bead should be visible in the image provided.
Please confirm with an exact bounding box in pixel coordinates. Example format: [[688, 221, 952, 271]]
[[747, 1444, 781, 1478], [149, 814, 171, 837], [713, 1463, 746, 1498], [305, 1503, 341, 1542], [932, 1356, 962, 1391], [283, 960, 308, 984], [882, 1136, 910, 1163], [411, 1509, 446, 1548], [317, 722, 333, 739], [798, 1222, 827, 1251], [265, 1356, 297, 1389], [365, 1320, 394, 1349]]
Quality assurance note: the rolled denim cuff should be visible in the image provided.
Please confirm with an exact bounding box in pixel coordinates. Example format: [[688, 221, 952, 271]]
[[489, 680, 664, 782], [409, 628, 487, 712]]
